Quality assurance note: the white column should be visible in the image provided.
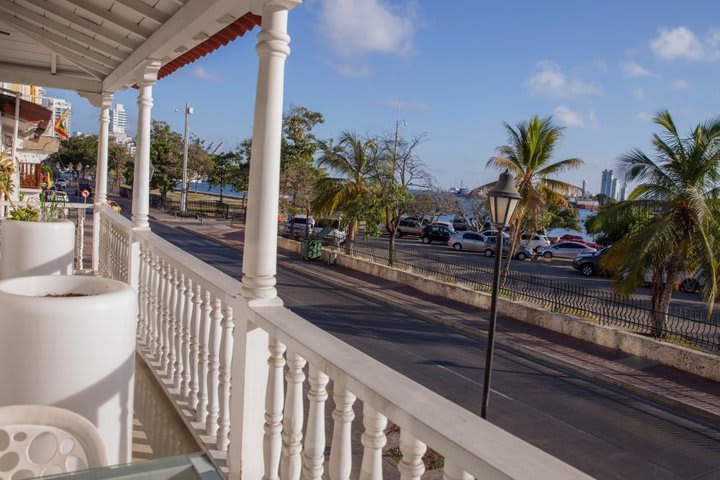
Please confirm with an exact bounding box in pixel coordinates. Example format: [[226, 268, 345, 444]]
[[228, 3, 300, 480], [93, 92, 113, 272], [131, 59, 161, 230], [241, 0, 300, 300], [131, 84, 153, 229]]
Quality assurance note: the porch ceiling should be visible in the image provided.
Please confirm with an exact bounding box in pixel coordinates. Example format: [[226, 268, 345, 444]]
[[0, 0, 261, 104]]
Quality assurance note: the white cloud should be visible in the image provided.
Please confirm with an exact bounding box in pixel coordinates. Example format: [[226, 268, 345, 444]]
[[385, 100, 431, 111], [191, 66, 221, 82], [554, 106, 595, 128], [650, 27, 705, 61], [526, 61, 603, 97], [635, 112, 653, 122], [632, 87, 646, 100], [670, 79, 689, 89], [318, 0, 416, 57], [335, 63, 373, 78], [621, 60, 657, 78]]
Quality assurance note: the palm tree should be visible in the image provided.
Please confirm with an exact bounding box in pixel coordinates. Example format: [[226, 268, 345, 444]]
[[594, 111, 720, 335], [312, 131, 377, 252], [484, 115, 583, 272]]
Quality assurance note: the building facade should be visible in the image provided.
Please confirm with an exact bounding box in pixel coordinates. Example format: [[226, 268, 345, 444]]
[[109, 103, 127, 135]]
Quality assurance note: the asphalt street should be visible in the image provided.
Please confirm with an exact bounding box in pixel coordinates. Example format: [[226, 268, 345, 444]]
[[145, 219, 720, 480]]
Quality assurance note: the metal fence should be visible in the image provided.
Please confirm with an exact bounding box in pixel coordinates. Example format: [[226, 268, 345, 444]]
[[349, 240, 720, 353], [149, 194, 246, 222]]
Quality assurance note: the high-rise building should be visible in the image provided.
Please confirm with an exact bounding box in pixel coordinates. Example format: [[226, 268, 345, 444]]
[[581, 179, 587, 197], [610, 177, 619, 200], [619, 183, 627, 201], [109, 103, 127, 135]]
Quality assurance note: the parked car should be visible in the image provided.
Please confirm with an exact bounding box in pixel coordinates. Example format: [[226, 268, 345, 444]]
[[420, 224, 453, 244], [572, 247, 611, 277], [448, 231, 487, 251], [392, 218, 423, 237], [559, 233, 602, 250], [107, 200, 122, 213], [452, 217, 468, 231], [520, 233, 551, 251], [538, 241, 596, 259], [481, 236, 533, 260], [282, 215, 315, 237], [314, 218, 347, 245], [481, 230, 510, 240], [45, 191, 69, 203], [429, 221, 456, 233], [55, 178, 68, 189]]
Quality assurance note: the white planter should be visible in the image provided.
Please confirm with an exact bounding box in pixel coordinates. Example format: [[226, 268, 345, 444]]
[[0, 219, 75, 279], [0, 275, 138, 465]]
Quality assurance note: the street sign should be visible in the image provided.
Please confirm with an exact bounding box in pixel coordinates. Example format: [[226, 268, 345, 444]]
[[81, 189, 89, 198]]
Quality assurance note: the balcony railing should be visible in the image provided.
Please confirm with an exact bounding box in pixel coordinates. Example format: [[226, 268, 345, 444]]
[[94, 205, 590, 480], [18, 162, 43, 189]]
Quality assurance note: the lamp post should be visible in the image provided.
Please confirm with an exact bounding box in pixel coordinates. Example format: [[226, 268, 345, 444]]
[[481, 170, 521, 419], [179, 103, 193, 212]]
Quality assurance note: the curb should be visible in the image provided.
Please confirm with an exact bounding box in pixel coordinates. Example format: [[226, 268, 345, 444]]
[[175, 224, 720, 426]]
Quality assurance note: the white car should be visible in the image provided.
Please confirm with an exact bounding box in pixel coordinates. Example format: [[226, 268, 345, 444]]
[[537, 241, 596, 259], [521, 233, 551, 251], [281, 215, 315, 237], [45, 191, 69, 202]]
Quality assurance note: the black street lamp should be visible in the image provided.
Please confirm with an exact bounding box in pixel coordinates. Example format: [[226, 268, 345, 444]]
[[481, 170, 521, 419]]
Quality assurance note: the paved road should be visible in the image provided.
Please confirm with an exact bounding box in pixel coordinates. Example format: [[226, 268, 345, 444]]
[[145, 219, 720, 480]]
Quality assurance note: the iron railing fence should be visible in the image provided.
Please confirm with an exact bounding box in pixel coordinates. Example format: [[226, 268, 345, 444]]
[[349, 240, 720, 353], [149, 194, 246, 222]]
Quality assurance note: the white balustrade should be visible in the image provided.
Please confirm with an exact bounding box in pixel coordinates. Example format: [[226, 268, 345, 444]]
[[95, 206, 592, 480]]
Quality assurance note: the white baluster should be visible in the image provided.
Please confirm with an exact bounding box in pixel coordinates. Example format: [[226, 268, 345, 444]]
[[196, 289, 212, 423], [217, 304, 234, 450], [398, 431, 426, 480], [442, 461, 473, 480], [205, 296, 222, 436], [149, 253, 161, 357], [159, 262, 171, 373], [181, 276, 194, 398], [136, 245, 147, 341], [359, 405, 387, 480], [167, 267, 179, 381], [302, 366, 329, 480], [76, 211, 84, 270], [173, 272, 186, 390], [329, 385, 356, 480], [281, 351, 306, 480], [189, 283, 202, 410], [263, 336, 286, 480]]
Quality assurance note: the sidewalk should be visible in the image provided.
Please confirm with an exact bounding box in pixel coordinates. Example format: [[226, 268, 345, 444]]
[[151, 213, 720, 425]]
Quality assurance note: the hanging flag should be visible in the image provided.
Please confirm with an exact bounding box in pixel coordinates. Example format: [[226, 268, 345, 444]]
[[54, 109, 70, 139]]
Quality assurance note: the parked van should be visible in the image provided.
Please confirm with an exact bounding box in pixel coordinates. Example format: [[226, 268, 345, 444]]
[[282, 215, 315, 238]]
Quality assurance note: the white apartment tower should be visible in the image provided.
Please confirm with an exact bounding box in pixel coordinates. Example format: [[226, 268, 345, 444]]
[[109, 103, 127, 135]]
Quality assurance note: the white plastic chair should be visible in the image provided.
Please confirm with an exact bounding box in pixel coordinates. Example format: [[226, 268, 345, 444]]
[[0, 405, 108, 480]]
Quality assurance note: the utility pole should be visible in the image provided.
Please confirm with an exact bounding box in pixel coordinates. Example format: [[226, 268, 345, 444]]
[[180, 103, 193, 212]]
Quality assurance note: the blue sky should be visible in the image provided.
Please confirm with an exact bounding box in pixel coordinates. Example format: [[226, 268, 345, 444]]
[[54, 0, 720, 192]]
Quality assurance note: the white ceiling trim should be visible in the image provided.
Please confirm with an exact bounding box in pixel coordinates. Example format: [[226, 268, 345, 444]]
[[112, 0, 170, 24], [61, 0, 154, 39], [0, 62, 102, 93]]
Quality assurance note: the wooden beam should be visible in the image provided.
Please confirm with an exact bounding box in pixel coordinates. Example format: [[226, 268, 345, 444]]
[[0, 11, 119, 69], [0, 62, 102, 92], [0, 13, 110, 78], [30, 0, 141, 49], [60, 0, 154, 38], [112, 0, 171, 25], [6, 1, 129, 60]]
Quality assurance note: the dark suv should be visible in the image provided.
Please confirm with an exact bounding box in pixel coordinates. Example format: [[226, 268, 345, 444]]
[[572, 247, 611, 277], [420, 225, 452, 244]]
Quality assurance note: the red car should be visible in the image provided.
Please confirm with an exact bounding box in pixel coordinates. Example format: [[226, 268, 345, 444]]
[[559, 233, 602, 250]]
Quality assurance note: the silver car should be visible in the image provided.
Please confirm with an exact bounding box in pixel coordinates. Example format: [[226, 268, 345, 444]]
[[537, 241, 596, 259], [448, 231, 488, 252]]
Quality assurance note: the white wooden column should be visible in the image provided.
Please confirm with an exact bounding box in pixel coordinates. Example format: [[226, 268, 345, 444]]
[[241, 0, 300, 300], [92, 91, 113, 272], [229, 2, 300, 479], [131, 60, 161, 231]]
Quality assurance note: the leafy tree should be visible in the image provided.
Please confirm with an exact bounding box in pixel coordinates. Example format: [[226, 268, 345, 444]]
[[187, 136, 212, 193], [585, 203, 650, 246], [408, 189, 462, 224], [312, 131, 380, 252], [48, 135, 97, 170], [149, 121, 183, 198], [591, 111, 720, 335], [206, 148, 248, 202], [373, 132, 430, 264], [541, 205, 580, 231], [108, 140, 133, 187], [484, 115, 583, 275]]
